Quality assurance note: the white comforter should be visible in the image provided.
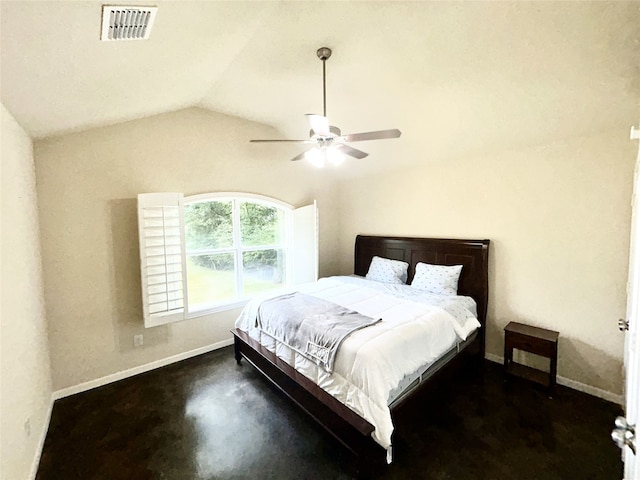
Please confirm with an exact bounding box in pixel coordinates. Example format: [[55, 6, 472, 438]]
[[235, 275, 480, 457]]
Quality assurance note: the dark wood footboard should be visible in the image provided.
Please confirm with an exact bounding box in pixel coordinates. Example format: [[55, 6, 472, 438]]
[[232, 328, 384, 460]]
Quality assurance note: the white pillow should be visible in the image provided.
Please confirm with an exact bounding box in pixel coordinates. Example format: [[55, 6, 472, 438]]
[[411, 263, 463, 295], [365, 256, 409, 284]]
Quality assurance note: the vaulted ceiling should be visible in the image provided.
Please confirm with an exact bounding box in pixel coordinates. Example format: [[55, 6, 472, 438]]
[[2, 1, 639, 172]]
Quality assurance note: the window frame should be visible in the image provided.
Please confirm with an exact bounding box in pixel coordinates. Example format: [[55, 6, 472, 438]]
[[183, 192, 294, 318]]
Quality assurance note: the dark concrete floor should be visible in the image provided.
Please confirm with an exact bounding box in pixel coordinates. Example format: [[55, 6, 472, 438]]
[[37, 346, 623, 480]]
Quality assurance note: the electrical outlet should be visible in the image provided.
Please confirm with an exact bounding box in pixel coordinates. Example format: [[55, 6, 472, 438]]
[[24, 418, 31, 437], [134, 334, 144, 347]]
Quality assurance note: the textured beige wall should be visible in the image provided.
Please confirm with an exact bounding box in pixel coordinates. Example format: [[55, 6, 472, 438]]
[[34, 107, 340, 391], [1, 104, 52, 479], [31, 104, 635, 398], [335, 128, 635, 395]]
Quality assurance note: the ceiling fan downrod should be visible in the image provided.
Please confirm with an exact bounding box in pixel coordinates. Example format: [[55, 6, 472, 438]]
[[317, 47, 332, 117]]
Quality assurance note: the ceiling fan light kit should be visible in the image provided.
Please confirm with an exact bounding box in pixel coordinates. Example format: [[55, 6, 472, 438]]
[[250, 47, 401, 168], [305, 144, 346, 168]]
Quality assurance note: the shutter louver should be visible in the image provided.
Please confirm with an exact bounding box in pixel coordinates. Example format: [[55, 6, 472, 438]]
[[138, 193, 187, 327]]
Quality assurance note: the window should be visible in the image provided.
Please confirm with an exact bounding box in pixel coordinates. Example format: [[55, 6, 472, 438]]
[[137, 192, 317, 327], [184, 194, 288, 311]]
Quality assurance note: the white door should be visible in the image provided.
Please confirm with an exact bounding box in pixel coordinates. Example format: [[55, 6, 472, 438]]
[[615, 127, 640, 480]]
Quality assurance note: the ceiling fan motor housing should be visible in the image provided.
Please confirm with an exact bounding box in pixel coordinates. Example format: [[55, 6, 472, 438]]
[[309, 125, 341, 139]]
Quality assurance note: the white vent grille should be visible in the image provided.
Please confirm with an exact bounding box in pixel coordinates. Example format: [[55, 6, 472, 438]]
[[101, 6, 158, 41]]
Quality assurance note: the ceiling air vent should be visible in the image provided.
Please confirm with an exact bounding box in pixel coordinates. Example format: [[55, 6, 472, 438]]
[[101, 5, 158, 41]]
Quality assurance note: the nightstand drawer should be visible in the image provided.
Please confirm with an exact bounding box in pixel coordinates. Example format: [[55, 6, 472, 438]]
[[507, 333, 555, 357]]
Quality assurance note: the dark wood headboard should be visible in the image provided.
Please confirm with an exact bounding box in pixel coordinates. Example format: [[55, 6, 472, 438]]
[[354, 235, 490, 329]]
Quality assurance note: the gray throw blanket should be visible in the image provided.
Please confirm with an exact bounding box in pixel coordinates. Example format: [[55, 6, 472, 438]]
[[256, 292, 381, 372]]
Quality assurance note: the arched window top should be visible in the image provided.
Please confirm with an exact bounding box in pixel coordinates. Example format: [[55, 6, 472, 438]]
[[185, 192, 294, 211]]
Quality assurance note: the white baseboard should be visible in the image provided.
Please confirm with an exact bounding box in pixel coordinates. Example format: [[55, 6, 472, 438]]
[[52, 339, 234, 400], [485, 353, 623, 405], [29, 398, 53, 480]]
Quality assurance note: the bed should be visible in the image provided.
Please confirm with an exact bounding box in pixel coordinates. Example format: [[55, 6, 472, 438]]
[[232, 235, 490, 467]]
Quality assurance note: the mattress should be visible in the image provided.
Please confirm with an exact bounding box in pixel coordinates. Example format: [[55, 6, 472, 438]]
[[235, 275, 480, 457]]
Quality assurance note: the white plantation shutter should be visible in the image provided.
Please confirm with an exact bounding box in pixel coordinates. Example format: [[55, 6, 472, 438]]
[[137, 193, 188, 327], [290, 201, 318, 285]]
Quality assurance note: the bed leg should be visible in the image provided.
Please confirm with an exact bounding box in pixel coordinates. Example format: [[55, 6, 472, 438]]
[[234, 336, 242, 365], [471, 339, 486, 381]]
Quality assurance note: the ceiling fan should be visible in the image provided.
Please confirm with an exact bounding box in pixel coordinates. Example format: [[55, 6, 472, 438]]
[[250, 47, 401, 167]]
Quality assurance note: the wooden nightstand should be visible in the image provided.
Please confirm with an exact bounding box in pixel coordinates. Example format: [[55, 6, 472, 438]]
[[504, 321, 559, 395]]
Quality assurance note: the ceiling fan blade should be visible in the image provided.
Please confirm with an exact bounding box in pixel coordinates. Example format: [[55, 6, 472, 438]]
[[290, 150, 311, 162], [250, 139, 308, 143], [344, 129, 402, 142], [305, 114, 330, 136], [339, 145, 369, 159]]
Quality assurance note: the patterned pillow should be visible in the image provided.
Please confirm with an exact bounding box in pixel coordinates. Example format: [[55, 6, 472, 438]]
[[365, 256, 409, 284], [411, 263, 463, 295]]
